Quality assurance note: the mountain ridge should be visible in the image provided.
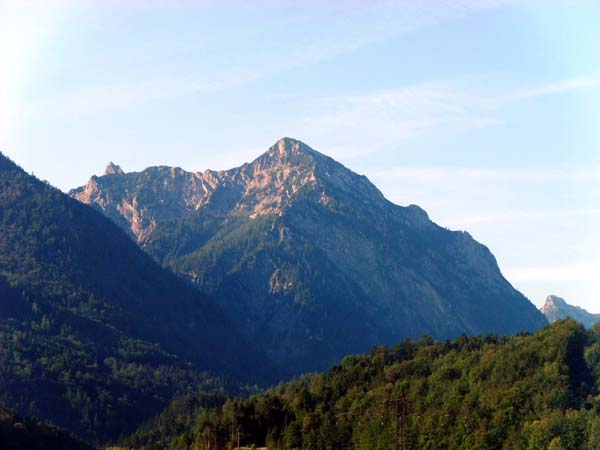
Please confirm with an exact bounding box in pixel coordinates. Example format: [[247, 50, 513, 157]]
[[70, 138, 548, 373], [70, 138, 397, 241]]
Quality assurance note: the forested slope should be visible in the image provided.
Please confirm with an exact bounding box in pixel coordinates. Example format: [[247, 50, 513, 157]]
[[126, 320, 600, 450], [0, 153, 272, 443], [0, 405, 94, 450]]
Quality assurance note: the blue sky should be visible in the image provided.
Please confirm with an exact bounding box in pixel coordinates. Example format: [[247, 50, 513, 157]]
[[2, 0, 599, 312]]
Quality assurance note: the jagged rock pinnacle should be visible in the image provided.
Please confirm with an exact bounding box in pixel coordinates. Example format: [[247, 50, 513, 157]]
[[104, 162, 124, 176]]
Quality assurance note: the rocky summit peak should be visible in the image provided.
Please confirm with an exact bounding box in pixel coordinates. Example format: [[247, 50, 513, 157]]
[[255, 137, 324, 169], [104, 162, 124, 176], [541, 295, 566, 313], [274, 137, 315, 155]]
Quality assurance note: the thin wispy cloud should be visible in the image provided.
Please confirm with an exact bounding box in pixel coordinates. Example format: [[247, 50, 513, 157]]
[[20, 0, 595, 134], [20, 0, 516, 121], [369, 165, 600, 184], [504, 261, 600, 284], [441, 207, 600, 227], [510, 74, 600, 100], [297, 72, 600, 155], [297, 81, 500, 151], [366, 164, 600, 229], [29, 71, 255, 120]]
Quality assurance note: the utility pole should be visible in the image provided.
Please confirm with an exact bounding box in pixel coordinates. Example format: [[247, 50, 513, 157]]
[[390, 396, 407, 450], [397, 394, 409, 450], [394, 399, 399, 450]]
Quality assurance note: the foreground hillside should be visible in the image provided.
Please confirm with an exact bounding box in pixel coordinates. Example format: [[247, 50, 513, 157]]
[[126, 320, 600, 450], [0, 153, 272, 443], [72, 137, 547, 374], [0, 405, 93, 450]]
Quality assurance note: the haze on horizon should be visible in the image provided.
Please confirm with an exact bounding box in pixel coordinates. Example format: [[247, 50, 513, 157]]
[[1, 0, 598, 312]]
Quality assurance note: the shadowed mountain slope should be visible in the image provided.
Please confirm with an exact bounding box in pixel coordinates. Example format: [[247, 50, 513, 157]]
[[0, 405, 94, 450], [0, 153, 272, 442]]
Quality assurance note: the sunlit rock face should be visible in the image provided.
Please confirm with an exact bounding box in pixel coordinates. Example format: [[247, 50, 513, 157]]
[[541, 295, 600, 328], [71, 138, 547, 374]]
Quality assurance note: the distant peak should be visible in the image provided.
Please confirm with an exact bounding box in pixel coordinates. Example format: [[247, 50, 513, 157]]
[[104, 162, 124, 176], [546, 295, 567, 306], [541, 295, 566, 314]]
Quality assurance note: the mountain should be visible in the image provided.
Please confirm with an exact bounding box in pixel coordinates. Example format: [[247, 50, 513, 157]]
[[71, 137, 548, 374], [0, 405, 94, 450], [0, 153, 272, 443], [126, 319, 599, 450], [541, 295, 600, 328]]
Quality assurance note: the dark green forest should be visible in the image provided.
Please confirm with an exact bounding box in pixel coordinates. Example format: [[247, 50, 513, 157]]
[[0, 153, 273, 443], [126, 320, 600, 450], [0, 404, 94, 450]]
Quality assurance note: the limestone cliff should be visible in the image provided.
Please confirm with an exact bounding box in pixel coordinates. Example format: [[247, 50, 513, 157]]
[[71, 138, 548, 373], [541, 295, 600, 328]]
